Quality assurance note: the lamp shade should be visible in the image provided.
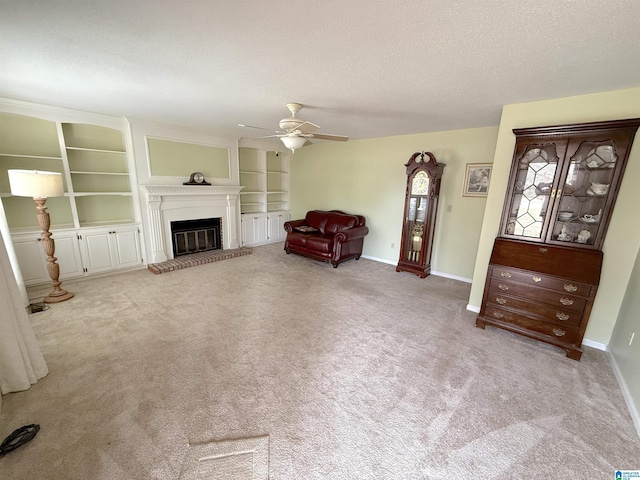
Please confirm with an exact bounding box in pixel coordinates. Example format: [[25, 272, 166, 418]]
[[280, 136, 306, 152], [8, 169, 64, 198]]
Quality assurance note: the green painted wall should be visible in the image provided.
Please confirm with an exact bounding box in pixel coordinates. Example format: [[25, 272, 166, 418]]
[[469, 86, 640, 345], [148, 137, 230, 179], [290, 126, 499, 280], [610, 247, 640, 429]]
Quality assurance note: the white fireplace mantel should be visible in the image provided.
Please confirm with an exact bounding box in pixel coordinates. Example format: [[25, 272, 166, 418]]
[[142, 184, 243, 262]]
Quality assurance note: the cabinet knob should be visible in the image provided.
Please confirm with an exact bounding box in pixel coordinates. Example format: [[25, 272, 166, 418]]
[[553, 328, 566, 337], [556, 312, 570, 321], [498, 283, 509, 290], [495, 297, 507, 305], [563, 284, 578, 292], [560, 297, 574, 306], [500, 272, 512, 278], [532, 276, 542, 283], [539, 247, 548, 253], [493, 311, 504, 319]]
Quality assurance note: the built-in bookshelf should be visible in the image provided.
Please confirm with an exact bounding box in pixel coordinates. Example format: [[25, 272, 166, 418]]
[[0, 112, 135, 229], [239, 147, 289, 214]]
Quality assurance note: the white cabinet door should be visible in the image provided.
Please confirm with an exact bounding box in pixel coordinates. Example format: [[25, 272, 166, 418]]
[[267, 212, 289, 242], [111, 227, 142, 268], [81, 231, 115, 273], [80, 226, 142, 273], [54, 234, 84, 279], [13, 238, 48, 284], [241, 214, 268, 246], [13, 232, 84, 285]]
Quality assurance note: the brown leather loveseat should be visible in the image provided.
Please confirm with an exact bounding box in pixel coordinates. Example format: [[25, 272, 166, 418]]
[[284, 210, 369, 267]]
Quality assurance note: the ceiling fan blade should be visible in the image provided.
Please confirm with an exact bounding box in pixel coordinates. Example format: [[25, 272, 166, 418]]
[[293, 121, 320, 134], [309, 133, 349, 142], [257, 134, 285, 139], [238, 124, 272, 131]]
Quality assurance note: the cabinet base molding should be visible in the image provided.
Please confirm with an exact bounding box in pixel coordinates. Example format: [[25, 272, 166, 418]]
[[396, 261, 430, 278], [475, 316, 583, 361]]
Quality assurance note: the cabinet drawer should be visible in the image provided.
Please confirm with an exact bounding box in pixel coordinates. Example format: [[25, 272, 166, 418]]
[[486, 291, 582, 327], [488, 278, 586, 312], [490, 268, 592, 297], [485, 306, 579, 345], [490, 238, 603, 283]]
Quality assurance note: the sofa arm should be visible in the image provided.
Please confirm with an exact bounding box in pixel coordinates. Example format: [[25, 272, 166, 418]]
[[334, 226, 370, 243], [284, 219, 306, 233]]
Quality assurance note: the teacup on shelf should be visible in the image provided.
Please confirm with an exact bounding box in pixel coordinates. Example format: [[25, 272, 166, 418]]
[[588, 182, 609, 196], [557, 211, 573, 221]]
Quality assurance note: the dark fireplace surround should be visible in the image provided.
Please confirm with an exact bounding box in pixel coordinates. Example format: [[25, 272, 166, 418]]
[[170, 217, 222, 257]]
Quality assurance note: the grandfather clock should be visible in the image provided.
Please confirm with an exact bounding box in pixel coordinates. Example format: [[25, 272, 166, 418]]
[[396, 152, 445, 278]]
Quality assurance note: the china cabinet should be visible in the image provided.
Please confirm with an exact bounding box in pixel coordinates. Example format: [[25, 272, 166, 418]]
[[396, 152, 445, 278], [499, 119, 640, 249], [477, 118, 640, 359]]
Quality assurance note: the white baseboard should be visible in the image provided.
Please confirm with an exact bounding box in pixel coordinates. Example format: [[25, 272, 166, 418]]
[[466, 304, 480, 313], [361, 254, 395, 265], [430, 270, 472, 283], [361, 256, 472, 284], [581, 338, 607, 351], [608, 351, 640, 438]]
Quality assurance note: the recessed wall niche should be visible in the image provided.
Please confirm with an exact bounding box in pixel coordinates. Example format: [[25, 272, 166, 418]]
[[147, 137, 230, 179]]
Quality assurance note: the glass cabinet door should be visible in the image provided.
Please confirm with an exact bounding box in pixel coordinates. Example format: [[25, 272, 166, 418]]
[[504, 143, 560, 240], [550, 140, 618, 247]]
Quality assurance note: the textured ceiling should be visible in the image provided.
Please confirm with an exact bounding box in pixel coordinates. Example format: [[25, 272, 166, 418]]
[[2, 0, 640, 142]]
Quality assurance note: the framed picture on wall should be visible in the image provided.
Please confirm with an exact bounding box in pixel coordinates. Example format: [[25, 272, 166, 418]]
[[462, 163, 492, 197]]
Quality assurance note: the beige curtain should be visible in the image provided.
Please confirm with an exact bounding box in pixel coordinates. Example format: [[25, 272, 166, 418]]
[[0, 230, 48, 412]]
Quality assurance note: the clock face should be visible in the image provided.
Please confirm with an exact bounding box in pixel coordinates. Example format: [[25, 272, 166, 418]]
[[193, 172, 204, 183], [411, 171, 430, 195]]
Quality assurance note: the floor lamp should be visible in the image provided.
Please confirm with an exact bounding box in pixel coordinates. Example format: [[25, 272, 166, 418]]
[[8, 169, 74, 303]]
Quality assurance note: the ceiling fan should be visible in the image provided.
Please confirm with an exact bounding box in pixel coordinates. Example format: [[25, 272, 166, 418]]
[[239, 103, 348, 152]]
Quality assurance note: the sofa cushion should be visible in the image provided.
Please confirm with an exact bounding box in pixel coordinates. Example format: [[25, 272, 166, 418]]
[[305, 235, 334, 253], [286, 232, 309, 248], [305, 210, 329, 234], [325, 212, 358, 234]]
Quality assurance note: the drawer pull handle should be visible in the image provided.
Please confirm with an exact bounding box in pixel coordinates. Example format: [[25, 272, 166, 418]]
[[493, 311, 504, 319], [532, 276, 542, 283], [539, 247, 548, 253], [553, 328, 566, 337], [564, 284, 578, 292], [500, 272, 512, 278], [556, 312, 570, 321], [498, 284, 509, 291], [560, 297, 574, 306], [496, 297, 507, 305]]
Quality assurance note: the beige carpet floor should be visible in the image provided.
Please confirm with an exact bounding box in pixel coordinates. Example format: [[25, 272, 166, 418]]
[[1, 242, 639, 479]]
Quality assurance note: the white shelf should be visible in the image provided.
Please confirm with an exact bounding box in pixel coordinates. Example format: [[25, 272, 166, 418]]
[[73, 191, 133, 196], [0, 153, 63, 160], [70, 171, 129, 176], [240, 191, 264, 195], [239, 170, 263, 175], [66, 146, 125, 154]]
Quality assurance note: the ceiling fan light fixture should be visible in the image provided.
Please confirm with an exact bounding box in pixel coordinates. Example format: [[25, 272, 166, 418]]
[[281, 136, 306, 152]]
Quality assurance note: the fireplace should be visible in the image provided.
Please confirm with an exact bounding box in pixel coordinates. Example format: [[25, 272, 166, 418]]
[[171, 217, 222, 257], [142, 185, 243, 263]]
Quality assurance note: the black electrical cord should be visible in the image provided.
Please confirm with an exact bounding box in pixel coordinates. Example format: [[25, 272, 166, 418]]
[[0, 424, 40, 457]]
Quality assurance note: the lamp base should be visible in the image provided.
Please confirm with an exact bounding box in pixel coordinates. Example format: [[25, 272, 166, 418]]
[[44, 288, 74, 304]]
